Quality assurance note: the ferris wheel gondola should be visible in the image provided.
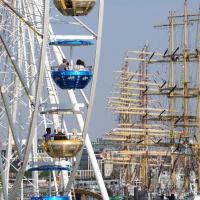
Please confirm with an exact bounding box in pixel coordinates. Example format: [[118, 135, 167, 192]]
[[29, 164, 71, 200], [54, 0, 96, 16], [51, 69, 92, 89], [31, 196, 70, 200], [43, 139, 84, 158], [49, 35, 94, 89]]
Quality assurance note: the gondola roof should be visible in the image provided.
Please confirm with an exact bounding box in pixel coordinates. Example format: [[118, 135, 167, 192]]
[[28, 165, 71, 171], [49, 35, 95, 46]]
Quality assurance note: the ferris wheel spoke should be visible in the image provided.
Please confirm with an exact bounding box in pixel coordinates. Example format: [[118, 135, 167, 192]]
[[80, 89, 89, 106], [72, 16, 97, 37]]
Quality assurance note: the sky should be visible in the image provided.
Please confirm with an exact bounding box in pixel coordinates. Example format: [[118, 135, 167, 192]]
[[88, 0, 200, 140], [51, 1, 200, 140]]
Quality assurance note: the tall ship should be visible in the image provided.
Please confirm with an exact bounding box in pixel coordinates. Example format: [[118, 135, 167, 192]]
[[102, 1, 200, 199]]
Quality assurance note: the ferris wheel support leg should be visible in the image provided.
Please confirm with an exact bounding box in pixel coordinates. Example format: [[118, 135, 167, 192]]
[[85, 135, 109, 199], [65, 134, 109, 200], [9, 0, 50, 198], [82, 0, 107, 196]]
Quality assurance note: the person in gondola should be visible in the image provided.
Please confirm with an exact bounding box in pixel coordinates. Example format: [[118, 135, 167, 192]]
[[76, 59, 85, 70], [63, 130, 69, 140], [72, 128, 78, 139], [43, 127, 51, 141], [54, 127, 61, 140], [67, 0, 73, 8], [58, 58, 69, 71], [54, 127, 66, 140]]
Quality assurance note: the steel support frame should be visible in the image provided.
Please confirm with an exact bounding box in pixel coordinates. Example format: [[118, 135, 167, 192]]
[[21, 0, 40, 194], [0, 34, 33, 104], [1, 1, 27, 198], [9, 0, 50, 198]]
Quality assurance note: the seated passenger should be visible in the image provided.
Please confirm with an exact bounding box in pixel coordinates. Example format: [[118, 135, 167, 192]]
[[43, 127, 51, 141], [58, 58, 69, 71], [72, 129, 79, 139], [56, 127, 62, 134], [54, 127, 60, 140], [63, 130, 69, 140], [76, 59, 85, 70], [67, 0, 73, 8], [54, 127, 65, 140]]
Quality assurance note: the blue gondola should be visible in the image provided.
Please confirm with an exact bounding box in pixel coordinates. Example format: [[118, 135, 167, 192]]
[[51, 70, 92, 90], [49, 40, 94, 46], [30, 165, 71, 200], [28, 165, 71, 172]]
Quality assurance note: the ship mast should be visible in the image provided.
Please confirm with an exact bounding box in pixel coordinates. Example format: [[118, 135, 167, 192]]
[[183, 0, 190, 191], [169, 10, 176, 191], [118, 59, 133, 184], [139, 44, 149, 188]]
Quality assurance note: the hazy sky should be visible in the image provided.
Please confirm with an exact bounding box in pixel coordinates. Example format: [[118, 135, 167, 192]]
[[88, 0, 200, 139]]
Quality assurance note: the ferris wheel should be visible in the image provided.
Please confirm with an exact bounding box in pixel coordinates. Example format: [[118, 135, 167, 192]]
[[0, 0, 109, 199]]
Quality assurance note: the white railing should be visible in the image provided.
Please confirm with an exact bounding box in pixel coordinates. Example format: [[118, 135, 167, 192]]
[[76, 170, 96, 179]]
